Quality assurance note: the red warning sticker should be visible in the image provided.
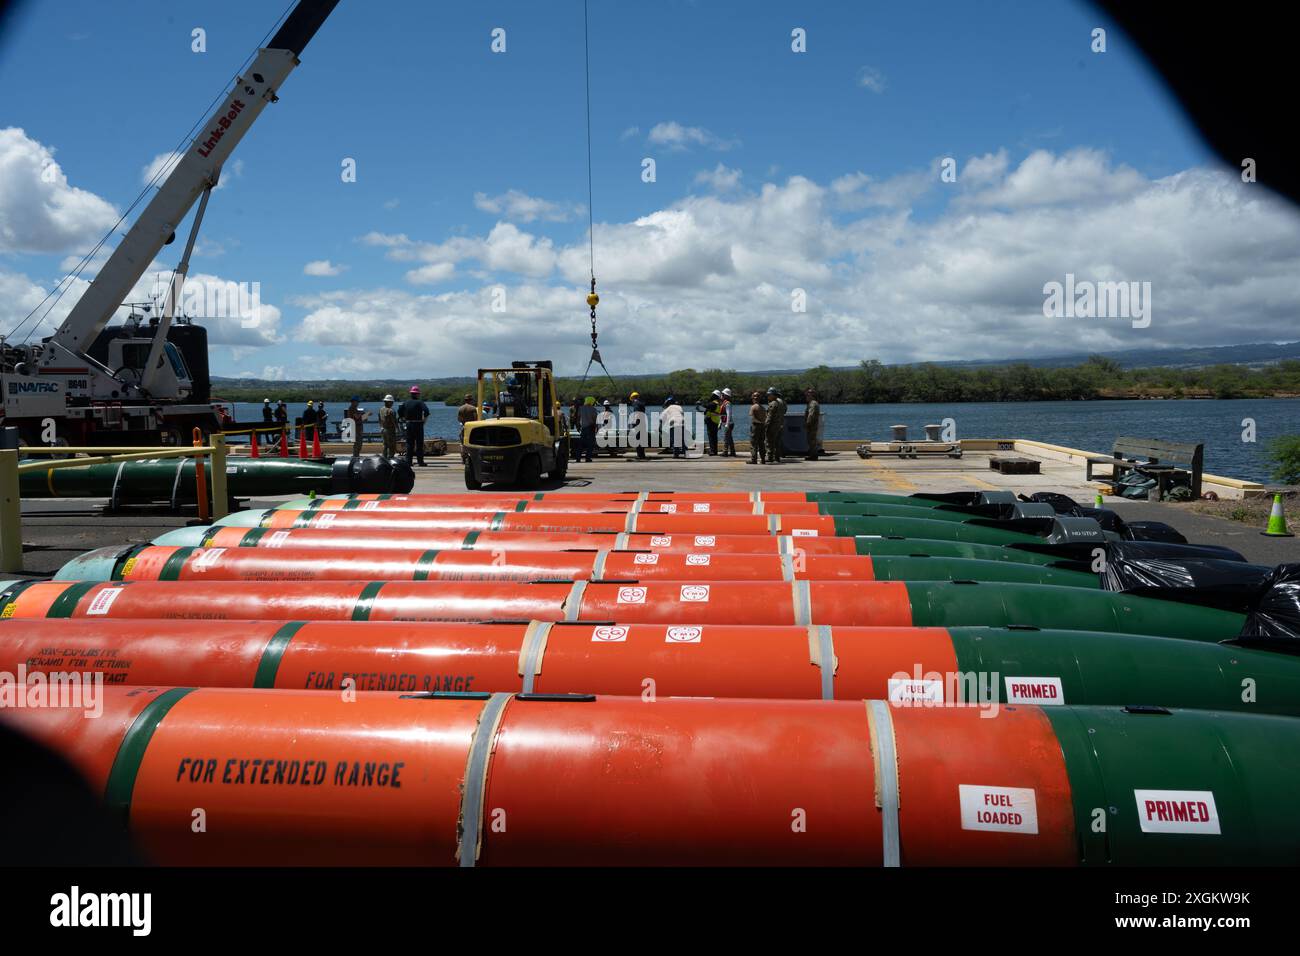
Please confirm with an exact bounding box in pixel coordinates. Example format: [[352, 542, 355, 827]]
[[1004, 676, 1064, 705], [86, 587, 125, 616]]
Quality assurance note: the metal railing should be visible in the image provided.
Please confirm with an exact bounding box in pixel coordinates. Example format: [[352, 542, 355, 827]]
[[0, 435, 228, 573]]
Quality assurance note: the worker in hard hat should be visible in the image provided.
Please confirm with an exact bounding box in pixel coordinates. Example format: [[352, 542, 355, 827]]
[[456, 392, 477, 443], [300, 399, 318, 443], [379, 394, 398, 459], [704, 389, 722, 455], [765, 387, 786, 463], [344, 396, 367, 458], [720, 387, 736, 456], [262, 398, 274, 424], [629, 391, 647, 460], [748, 391, 768, 464], [578, 395, 599, 463], [661, 396, 686, 459], [399, 386, 429, 466]]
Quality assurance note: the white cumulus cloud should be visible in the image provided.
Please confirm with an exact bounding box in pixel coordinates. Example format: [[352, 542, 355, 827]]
[[0, 127, 119, 254]]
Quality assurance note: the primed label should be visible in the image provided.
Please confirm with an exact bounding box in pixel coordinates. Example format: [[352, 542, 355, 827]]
[[1004, 676, 1065, 705], [791, 528, 818, 537], [1134, 790, 1221, 834], [959, 785, 1039, 834]]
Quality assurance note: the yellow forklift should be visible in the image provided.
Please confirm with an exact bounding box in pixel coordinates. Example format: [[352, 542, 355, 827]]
[[462, 361, 571, 489]]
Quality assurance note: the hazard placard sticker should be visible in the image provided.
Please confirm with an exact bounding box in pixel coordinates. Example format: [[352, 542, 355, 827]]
[[679, 584, 710, 602], [591, 625, 629, 642], [693, 535, 716, 547], [959, 785, 1039, 834], [1134, 790, 1221, 835], [633, 552, 660, 565], [266, 530, 291, 548], [791, 528, 818, 537], [888, 678, 944, 705], [120, 556, 138, 578], [1004, 676, 1065, 705], [617, 586, 647, 604], [666, 626, 702, 643], [649, 535, 673, 547], [685, 553, 711, 566], [190, 548, 226, 572], [692, 503, 711, 513], [86, 587, 126, 616]]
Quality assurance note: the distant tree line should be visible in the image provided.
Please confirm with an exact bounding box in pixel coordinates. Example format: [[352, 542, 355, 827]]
[[216, 357, 1300, 406]]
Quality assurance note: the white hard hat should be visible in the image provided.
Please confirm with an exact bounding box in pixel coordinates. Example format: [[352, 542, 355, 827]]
[[722, 388, 732, 396], [383, 394, 395, 402], [263, 398, 270, 403], [711, 389, 720, 396]]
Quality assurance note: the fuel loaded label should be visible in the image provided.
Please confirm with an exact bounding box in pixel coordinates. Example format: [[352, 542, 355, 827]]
[[958, 784, 1039, 834]]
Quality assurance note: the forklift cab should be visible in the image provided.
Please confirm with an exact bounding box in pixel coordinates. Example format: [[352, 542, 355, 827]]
[[463, 360, 569, 489]]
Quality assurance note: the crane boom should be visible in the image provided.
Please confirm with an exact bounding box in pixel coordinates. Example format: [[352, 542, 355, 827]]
[[45, 0, 341, 361]]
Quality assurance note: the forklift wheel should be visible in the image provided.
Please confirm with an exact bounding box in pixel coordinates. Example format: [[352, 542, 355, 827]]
[[464, 461, 482, 490], [518, 453, 542, 489]]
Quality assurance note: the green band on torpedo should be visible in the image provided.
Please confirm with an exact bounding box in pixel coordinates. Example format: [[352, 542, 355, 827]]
[[241, 527, 268, 547], [412, 550, 441, 581], [47, 581, 100, 618], [489, 512, 505, 531], [514, 500, 528, 512], [253, 621, 308, 688], [103, 687, 196, 826], [159, 547, 195, 581], [351, 581, 386, 621], [342, 499, 361, 510], [462, 531, 481, 550]]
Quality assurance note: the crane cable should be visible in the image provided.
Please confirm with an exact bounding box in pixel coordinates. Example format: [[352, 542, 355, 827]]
[[579, 0, 616, 392]]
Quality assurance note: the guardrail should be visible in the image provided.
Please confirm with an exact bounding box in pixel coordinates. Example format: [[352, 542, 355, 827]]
[[0, 435, 229, 573]]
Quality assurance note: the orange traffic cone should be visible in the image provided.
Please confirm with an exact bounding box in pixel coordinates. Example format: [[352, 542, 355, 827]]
[[1262, 493, 1294, 537], [279, 428, 290, 458], [249, 430, 260, 458], [311, 425, 322, 459]]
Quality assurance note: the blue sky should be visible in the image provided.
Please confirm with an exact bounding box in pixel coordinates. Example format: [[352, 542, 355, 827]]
[[2, 0, 1296, 380]]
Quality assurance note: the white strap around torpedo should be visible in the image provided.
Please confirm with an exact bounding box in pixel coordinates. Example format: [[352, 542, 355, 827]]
[[613, 532, 629, 550], [753, 500, 765, 515], [635, 491, 649, 504], [867, 700, 901, 867], [627, 496, 644, 520], [777, 535, 793, 556], [517, 621, 552, 694], [791, 579, 812, 626], [457, 691, 513, 867], [780, 553, 795, 582], [806, 624, 836, 700], [749, 491, 760, 505], [767, 514, 779, 534], [563, 580, 589, 622], [591, 550, 610, 580], [624, 512, 637, 533]]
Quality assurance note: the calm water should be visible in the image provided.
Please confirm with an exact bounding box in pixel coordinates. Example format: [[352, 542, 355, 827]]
[[227, 398, 1297, 483]]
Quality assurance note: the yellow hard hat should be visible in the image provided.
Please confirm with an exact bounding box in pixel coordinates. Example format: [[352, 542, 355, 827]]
[[630, 391, 639, 399]]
